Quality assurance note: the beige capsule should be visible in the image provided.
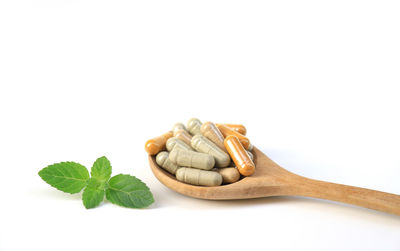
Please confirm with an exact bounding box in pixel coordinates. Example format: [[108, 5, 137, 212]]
[[156, 151, 180, 175], [176, 167, 222, 186], [174, 129, 193, 146], [172, 123, 188, 135], [217, 167, 240, 184], [166, 137, 193, 152], [191, 135, 230, 168], [200, 122, 227, 152], [187, 118, 202, 135], [169, 148, 215, 170]]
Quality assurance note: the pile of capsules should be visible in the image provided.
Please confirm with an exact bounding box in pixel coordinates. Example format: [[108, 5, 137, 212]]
[[145, 118, 255, 186]]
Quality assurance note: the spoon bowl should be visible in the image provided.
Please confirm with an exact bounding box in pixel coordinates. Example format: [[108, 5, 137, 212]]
[[149, 147, 400, 215]]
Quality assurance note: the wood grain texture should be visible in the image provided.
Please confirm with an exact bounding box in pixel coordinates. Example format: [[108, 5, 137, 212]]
[[149, 147, 400, 215]]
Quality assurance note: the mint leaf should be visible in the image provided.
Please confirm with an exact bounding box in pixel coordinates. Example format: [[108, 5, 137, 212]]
[[38, 162, 89, 194], [106, 174, 154, 208], [91, 156, 112, 182], [82, 178, 105, 209], [83, 188, 104, 209]]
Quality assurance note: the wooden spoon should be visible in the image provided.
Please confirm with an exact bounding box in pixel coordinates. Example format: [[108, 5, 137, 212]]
[[149, 147, 400, 215]]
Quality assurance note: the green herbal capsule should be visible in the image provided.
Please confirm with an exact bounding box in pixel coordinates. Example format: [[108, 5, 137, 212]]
[[187, 118, 202, 135], [191, 135, 230, 168], [176, 167, 222, 186], [166, 137, 193, 152], [156, 151, 180, 174], [172, 123, 188, 135], [169, 148, 215, 170]]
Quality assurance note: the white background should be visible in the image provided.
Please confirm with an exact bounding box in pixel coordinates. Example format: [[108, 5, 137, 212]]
[[1, 0, 399, 250]]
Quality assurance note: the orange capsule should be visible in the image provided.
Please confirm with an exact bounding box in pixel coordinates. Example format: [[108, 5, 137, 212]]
[[224, 135, 255, 176], [216, 124, 247, 135], [216, 124, 250, 150], [145, 131, 173, 155], [174, 129, 192, 146]]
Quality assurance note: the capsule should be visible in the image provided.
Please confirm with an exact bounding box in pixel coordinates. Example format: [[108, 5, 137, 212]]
[[200, 122, 227, 152], [217, 124, 250, 150], [176, 167, 222, 186], [216, 124, 247, 135], [228, 151, 253, 165], [145, 131, 173, 155], [166, 137, 193, 152], [172, 123, 188, 135], [187, 118, 202, 135], [224, 135, 255, 176], [217, 167, 240, 184], [156, 151, 180, 174], [174, 129, 193, 146], [169, 148, 215, 170], [191, 135, 230, 168]]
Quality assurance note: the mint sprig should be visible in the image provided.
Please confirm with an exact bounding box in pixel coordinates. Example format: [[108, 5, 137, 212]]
[[39, 156, 154, 209]]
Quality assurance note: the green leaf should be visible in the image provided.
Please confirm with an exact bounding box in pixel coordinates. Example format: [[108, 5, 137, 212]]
[[38, 162, 89, 194], [106, 174, 154, 209], [82, 178, 105, 209], [91, 156, 112, 182]]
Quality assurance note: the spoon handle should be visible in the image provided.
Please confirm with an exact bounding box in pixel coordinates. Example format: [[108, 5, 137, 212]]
[[293, 176, 400, 215]]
